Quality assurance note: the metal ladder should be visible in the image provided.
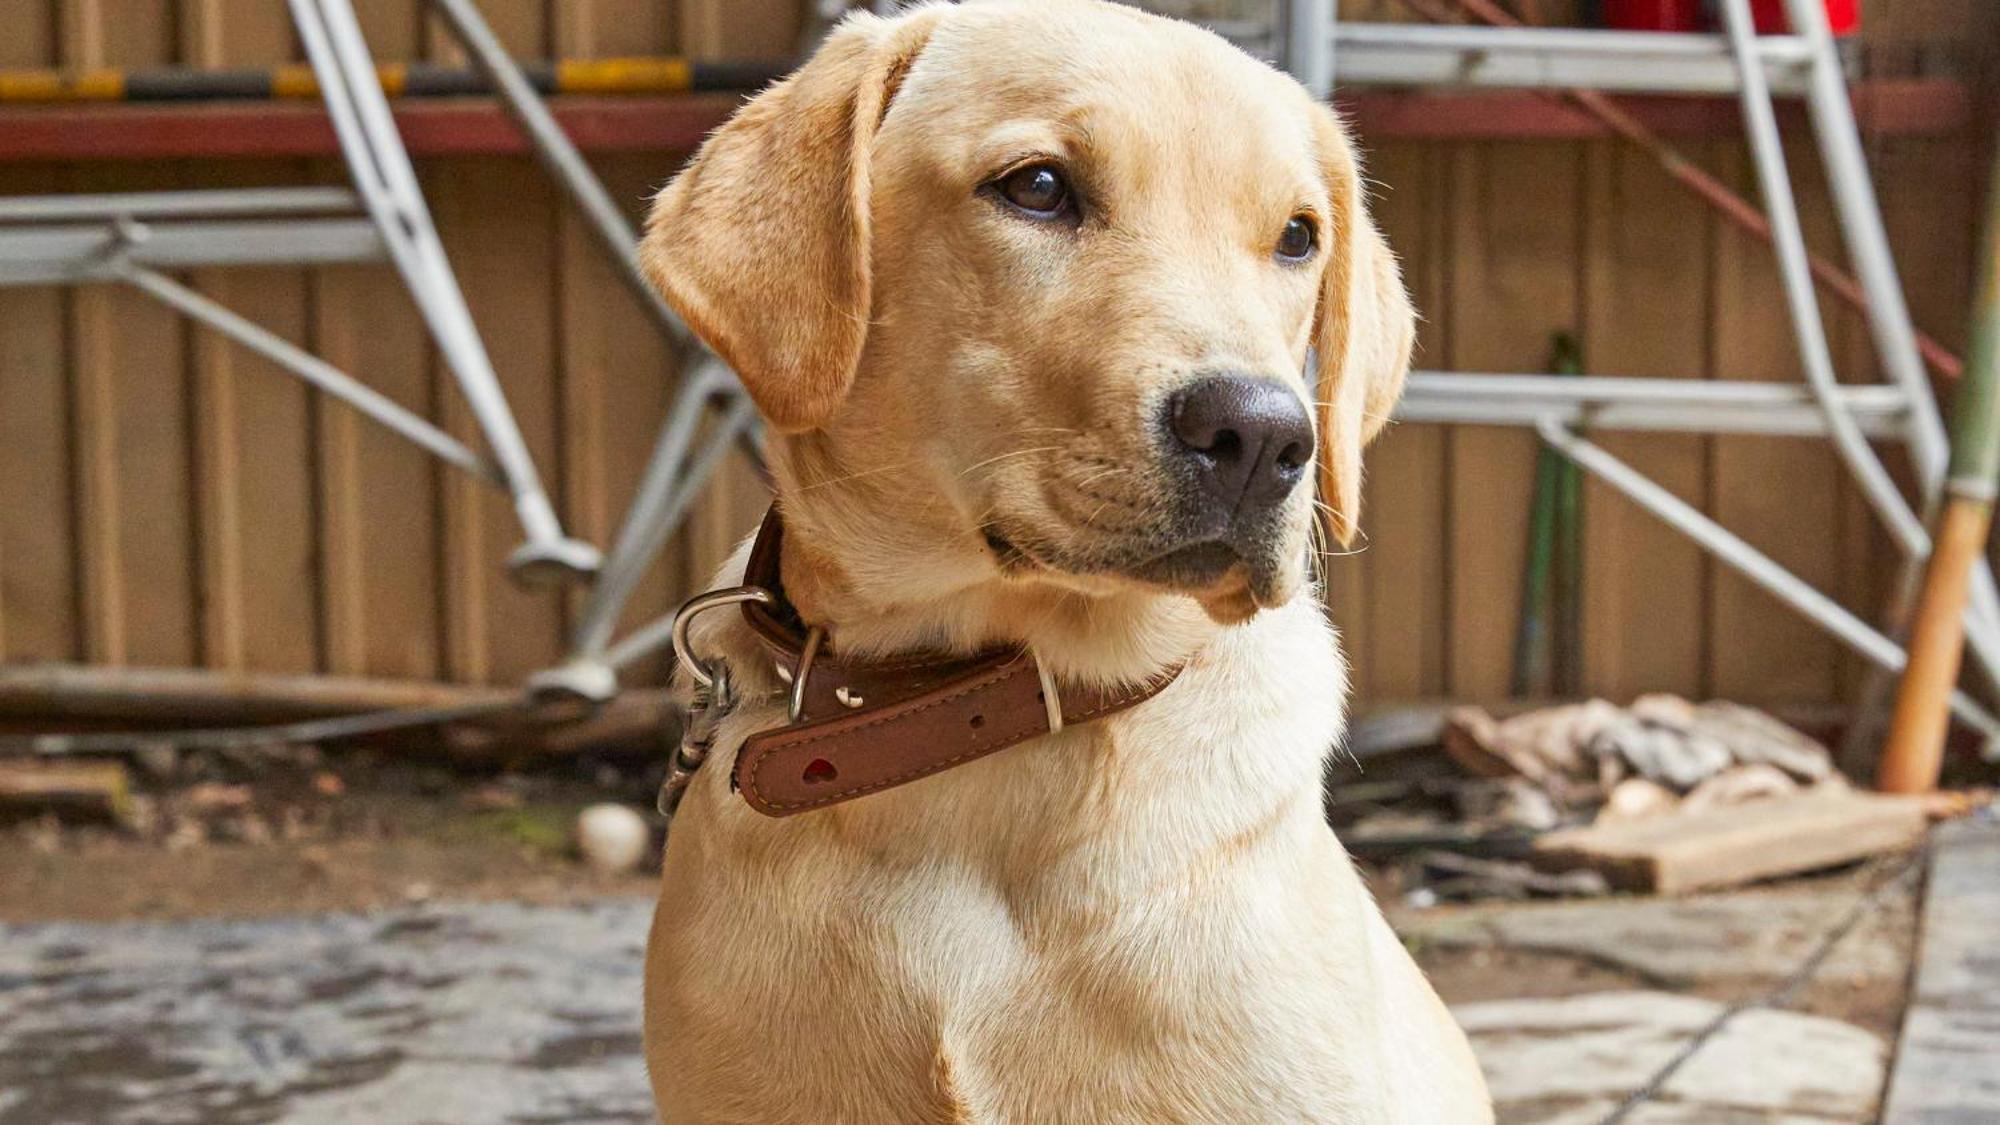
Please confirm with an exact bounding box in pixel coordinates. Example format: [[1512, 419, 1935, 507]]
[[1273, 0, 2000, 745]]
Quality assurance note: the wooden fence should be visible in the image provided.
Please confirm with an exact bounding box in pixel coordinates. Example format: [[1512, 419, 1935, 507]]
[[0, 0, 1991, 716]]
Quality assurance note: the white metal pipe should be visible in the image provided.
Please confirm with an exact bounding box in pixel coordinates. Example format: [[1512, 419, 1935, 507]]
[[1717, 0, 1928, 558], [1328, 23, 1814, 95], [1333, 22, 1808, 61], [1398, 373, 1910, 437], [296, 0, 597, 579], [1775, 0, 2000, 693], [1408, 371, 1912, 407], [1780, 0, 1948, 493], [118, 265, 498, 483], [0, 188, 362, 223], [601, 396, 765, 672], [1537, 419, 2000, 737], [1396, 399, 1906, 439], [1285, 0, 1336, 99], [428, 0, 698, 353], [315, 0, 434, 233], [0, 219, 383, 285], [572, 358, 736, 658]]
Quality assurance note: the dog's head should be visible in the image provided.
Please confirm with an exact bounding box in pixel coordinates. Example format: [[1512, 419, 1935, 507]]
[[643, 0, 1412, 625]]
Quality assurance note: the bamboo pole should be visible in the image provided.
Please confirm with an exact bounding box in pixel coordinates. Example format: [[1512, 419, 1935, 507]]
[[1878, 146, 2000, 793]]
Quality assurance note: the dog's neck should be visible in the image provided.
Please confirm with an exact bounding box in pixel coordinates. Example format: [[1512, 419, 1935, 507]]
[[765, 453, 1220, 688]]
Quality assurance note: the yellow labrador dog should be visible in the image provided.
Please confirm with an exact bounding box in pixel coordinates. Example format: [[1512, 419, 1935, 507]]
[[639, 1, 1491, 1120]]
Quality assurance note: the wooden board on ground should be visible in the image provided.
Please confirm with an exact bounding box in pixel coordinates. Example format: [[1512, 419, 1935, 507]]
[[1531, 790, 1926, 895], [0, 761, 131, 823], [0, 663, 507, 724], [1880, 817, 2000, 1123]]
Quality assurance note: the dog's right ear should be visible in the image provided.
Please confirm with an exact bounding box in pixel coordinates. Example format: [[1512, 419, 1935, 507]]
[[640, 9, 942, 433], [1309, 109, 1415, 549]]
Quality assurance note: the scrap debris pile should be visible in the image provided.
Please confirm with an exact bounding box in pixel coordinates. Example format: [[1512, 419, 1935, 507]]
[[1333, 695, 1952, 903], [1445, 696, 1838, 824]]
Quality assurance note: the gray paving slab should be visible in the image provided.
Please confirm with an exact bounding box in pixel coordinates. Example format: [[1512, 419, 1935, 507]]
[[1399, 881, 1914, 989], [1457, 990, 1887, 1125], [1881, 816, 2000, 1124], [0, 898, 658, 1125]]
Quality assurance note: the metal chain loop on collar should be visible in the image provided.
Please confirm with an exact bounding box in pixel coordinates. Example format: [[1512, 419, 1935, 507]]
[[659, 586, 775, 825]]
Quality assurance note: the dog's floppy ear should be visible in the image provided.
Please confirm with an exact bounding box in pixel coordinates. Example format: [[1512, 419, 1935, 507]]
[[1310, 112, 1415, 548], [640, 9, 941, 432]]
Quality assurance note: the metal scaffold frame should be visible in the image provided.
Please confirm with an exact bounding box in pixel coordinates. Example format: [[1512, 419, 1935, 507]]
[[1283, 0, 2000, 745], [0, 0, 765, 711], [7, 0, 1989, 752], [0, 0, 607, 587]]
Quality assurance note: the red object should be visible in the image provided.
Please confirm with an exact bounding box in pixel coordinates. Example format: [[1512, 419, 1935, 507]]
[[1751, 0, 1860, 34], [1603, 0, 1860, 36], [1602, 0, 1706, 31]]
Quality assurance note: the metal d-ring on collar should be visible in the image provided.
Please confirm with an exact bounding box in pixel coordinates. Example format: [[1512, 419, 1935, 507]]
[[770, 625, 825, 723], [671, 586, 776, 692], [671, 585, 827, 723]]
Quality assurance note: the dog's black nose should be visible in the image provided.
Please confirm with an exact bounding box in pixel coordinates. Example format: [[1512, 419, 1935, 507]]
[[1166, 375, 1314, 510]]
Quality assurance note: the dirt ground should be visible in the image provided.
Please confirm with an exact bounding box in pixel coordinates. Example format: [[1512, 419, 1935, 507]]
[[0, 750, 661, 924]]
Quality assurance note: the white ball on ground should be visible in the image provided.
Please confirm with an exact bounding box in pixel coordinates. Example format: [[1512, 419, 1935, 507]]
[[575, 803, 652, 873]]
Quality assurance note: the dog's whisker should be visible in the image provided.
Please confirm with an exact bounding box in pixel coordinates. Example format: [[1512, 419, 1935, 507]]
[[796, 458, 924, 492], [955, 446, 1065, 479]]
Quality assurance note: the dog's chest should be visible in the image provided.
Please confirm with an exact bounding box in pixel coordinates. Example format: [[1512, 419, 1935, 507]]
[[647, 601, 1387, 1120]]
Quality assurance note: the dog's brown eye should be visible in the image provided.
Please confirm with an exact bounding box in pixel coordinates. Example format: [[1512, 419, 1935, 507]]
[[996, 163, 1071, 218], [1277, 216, 1317, 262]]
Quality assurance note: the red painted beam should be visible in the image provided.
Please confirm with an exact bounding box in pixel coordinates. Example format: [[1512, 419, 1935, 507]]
[[0, 81, 1968, 163], [0, 94, 743, 163], [1340, 80, 1970, 141]]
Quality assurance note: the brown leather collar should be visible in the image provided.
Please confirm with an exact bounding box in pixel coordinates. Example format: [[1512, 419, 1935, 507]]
[[728, 509, 1180, 817]]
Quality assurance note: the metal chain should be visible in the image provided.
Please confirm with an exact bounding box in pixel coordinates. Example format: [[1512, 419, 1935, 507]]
[[1596, 843, 1930, 1124]]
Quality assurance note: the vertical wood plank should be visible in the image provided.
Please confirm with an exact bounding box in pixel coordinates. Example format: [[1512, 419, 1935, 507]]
[[420, 5, 562, 685], [1577, 143, 1714, 700], [1707, 144, 1845, 705], [183, 0, 320, 675], [0, 168, 75, 665], [61, 0, 189, 669], [431, 156, 567, 684], [59, 0, 174, 71], [1334, 140, 1451, 705], [0, 13, 72, 663], [313, 258, 446, 680], [681, 0, 799, 58], [1445, 142, 1585, 701], [350, 0, 423, 59], [555, 0, 674, 57], [310, 0, 437, 678], [425, 0, 542, 62], [0, 0, 55, 68]]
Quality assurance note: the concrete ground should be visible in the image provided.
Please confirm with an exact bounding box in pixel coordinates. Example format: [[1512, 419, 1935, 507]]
[[1, 868, 1917, 1125], [0, 900, 656, 1125]]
